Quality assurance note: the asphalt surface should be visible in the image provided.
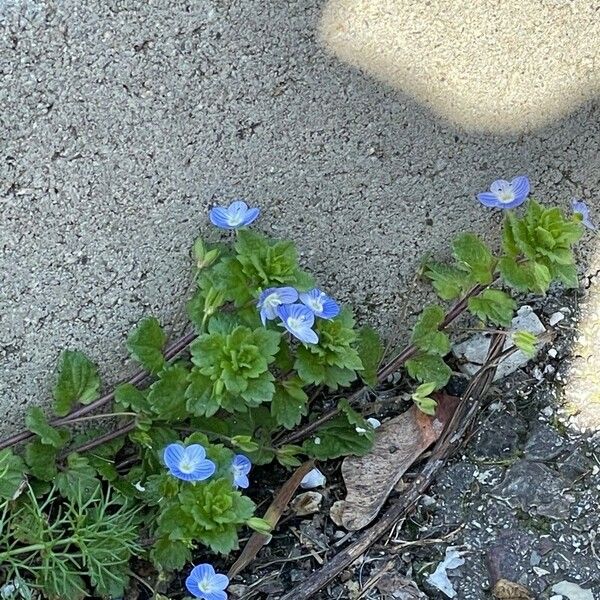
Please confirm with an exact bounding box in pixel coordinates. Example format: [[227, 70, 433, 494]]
[[1, 0, 599, 434]]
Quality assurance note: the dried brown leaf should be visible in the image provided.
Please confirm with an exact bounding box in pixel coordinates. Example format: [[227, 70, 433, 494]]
[[331, 393, 458, 530]]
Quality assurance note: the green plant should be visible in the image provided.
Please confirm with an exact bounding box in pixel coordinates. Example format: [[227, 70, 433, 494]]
[[0, 189, 589, 599]]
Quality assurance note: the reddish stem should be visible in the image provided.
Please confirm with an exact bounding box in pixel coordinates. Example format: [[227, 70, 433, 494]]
[[0, 331, 197, 451]]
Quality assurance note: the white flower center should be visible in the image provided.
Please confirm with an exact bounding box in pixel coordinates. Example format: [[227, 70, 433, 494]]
[[498, 189, 515, 203], [306, 294, 325, 313], [287, 315, 307, 330], [227, 212, 244, 226], [199, 578, 217, 593], [179, 458, 196, 474], [264, 293, 281, 310]]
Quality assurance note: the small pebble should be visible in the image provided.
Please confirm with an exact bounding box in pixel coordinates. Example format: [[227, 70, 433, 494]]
[[548, 348, 558, 358], [549, 311, 565, 326]]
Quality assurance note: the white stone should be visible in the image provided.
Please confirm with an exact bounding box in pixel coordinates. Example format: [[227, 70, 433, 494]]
[[549, 311, 565, 326], [452, 305, 546, 381]]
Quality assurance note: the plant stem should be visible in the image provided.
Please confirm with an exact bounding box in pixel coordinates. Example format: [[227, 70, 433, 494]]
[[0, 331, 197, 451], [60, 422, 136, 457], [66, 412, 136, 426]]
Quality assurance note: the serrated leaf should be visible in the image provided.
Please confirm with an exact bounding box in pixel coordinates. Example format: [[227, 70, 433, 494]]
[[151, 538, 191, 571], [271, 379, 309, 429], [114, 383, 149, 412], [452, 233, 494, 284], [411, 305, 451, 356], [468, 289, 516, 327], [527, 261, 552, 294], [126, 316, 166, 374], [53, 350, 100, 416], [356, 326, 383, 386], [148, 363, 189, 420], [498, 256, 532, 292], [0, 449, 26, 500], [56, 453, 100, 502], [25, 407, 68, 448], [553, 263, 579, 288], [405, 353, 452, 389], [423, 260, 472, 300], [240, 373, 276, 406], [186, 369, 220, 417], [24, 441, 58, 481]]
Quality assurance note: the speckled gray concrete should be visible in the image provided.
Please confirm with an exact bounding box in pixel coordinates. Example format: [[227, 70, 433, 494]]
[[1, 0, 600, 434]]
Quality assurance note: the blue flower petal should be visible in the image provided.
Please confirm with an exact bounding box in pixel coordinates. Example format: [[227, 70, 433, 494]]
[[228, 200, 249, 214], [185, 444, 207, 462], [211, 575, 230, 590], [204, 591, 227, 600], [510, 175, 530, 199], [186, 564, 229, 600], [299, 289, 340, 319], [278, 304, 318, 344], [275, 287, 300, 304], [242, 207, 261, 226], [293, 326, 319, 344], [320, 298, 340, 319], [210, 206, 234, 229], [163, 444, 185, 470], [476, 192, 501, 207]]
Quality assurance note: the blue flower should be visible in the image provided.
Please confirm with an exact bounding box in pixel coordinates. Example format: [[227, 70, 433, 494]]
[[572, 199, 597, 231], [163, 443, 216, 482], [257, 287, 299, 325], [299, 288, 340, 319], [277, 304, 319, 345], [209, 200, 260, 229], [231, 454, 252, 489], [186, 563, 229, 600], [477, 176, 530, 209]]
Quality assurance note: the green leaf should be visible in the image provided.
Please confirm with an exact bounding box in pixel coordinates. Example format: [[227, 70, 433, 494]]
[[0, 449, 26, 500], [356, 326, 383, 386], [411, 382, 438, 415], [423, 260, 472, 300], [126, 316, 166, 374], [276, 444, 304, 467], [527, 261, 552, 294], [452, 233, 494, 284], [468, 289, 517, 327], [413, 381, 437, 398], [414, 396, 437, 415], [498, 256, 532, 293], [553, 263, 579, 288], [271, 379, 309, 429], [247, 517, 272, 534], [24, 441, 58, 481], [114, 383, 149, 413], [186, 369, 220, 417], [405, 353, 452, 389], [513, 330, 538, 358], [230, 435, 260, 453], [56, 453, 100, 503], [151, 538, 191, 571], [239, 373, 276, 406], [148, 363, 190, 420], [53, 350, 100, 416], [303, 400, 375, 460], [25, 407, 68, 448], [410, 305, 451, 356]]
